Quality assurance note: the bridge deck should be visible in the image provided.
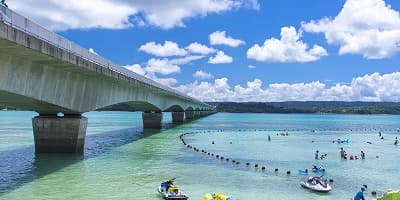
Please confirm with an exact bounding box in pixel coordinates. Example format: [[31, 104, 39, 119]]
[[0, 5, 211, 109]]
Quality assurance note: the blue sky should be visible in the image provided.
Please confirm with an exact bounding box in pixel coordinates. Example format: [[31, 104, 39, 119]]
[[9, 0, 400, 102]]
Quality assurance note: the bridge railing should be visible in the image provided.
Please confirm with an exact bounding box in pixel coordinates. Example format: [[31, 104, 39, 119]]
[[0, 5, 211, 108]]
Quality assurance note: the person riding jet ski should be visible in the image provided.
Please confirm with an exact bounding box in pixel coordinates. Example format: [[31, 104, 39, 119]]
[[301, 176, 331, 192]]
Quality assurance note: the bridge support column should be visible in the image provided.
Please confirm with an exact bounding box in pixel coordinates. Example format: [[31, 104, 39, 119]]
[[193, 111, 200, 118], [142, 112, 162, 129], [185, 111, 194, 120], [32, 114, 88, 153], [172, 112, 184, 124]]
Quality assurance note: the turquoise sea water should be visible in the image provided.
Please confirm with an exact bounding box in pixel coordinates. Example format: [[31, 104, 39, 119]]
[[0, 111, 399, 199]]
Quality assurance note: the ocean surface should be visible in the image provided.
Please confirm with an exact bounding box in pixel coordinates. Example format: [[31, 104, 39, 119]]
[[0, 111, 399, 200]]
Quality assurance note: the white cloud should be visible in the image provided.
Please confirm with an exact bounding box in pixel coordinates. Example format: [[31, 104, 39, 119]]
[[247, 26, 328, 62], [193, 70, 214, 79], [124, 64, 146, 76], [89, 48, 98, 55], [186, 42, 217, 55], [149, 75, 178, 87], [123, 54, 204, 87], [124, 63, 177, 86], [145, 58, 181, 75], [10, 0, 259, 31], [248, 65, 256, 69], [169, 55, 205, 65], [128, 0, 259, 29], [301, 0, 400, 59], [156, 78, 178, 87], [209, 30, 245, 47], [139, 41, 187, 57], [9, 0, 136, 31], [175, 72, 400, 102], [208, 51, 233, 64], [175, 78, 234, 101]]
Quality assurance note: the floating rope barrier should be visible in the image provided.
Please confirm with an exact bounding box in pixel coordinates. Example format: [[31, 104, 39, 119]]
[[179, 128, 399, 182], [179, 130, 297, 178]]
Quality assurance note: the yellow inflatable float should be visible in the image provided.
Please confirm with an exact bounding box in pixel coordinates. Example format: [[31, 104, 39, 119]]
[[203, 192, 239, 200], [203, 193, 213, 200], [377, 189, 400, 200]]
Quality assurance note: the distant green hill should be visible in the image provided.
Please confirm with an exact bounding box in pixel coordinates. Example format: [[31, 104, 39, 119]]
[[207, 101, 400, 115]]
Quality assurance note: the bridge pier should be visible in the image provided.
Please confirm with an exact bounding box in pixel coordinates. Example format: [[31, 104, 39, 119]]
[[142, 111, 163, 129], [203, 111, 212, 116], [194, 111, 202, 118], [185, 111, 194, 120], [172, 111, 184, 123], [199, 111, 205, 117], [32, 114, 88, 153]]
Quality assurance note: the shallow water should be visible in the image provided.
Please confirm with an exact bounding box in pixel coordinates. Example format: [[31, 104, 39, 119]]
[[0, 111, 399, 199]]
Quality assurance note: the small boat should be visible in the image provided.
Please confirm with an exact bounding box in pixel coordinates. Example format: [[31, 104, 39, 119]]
[[298, 169, 309, 175], [300, 176, 331, 193], [158, 179, 189, 200], [336, 139, 349, 144], [340, 139, 349, 144]]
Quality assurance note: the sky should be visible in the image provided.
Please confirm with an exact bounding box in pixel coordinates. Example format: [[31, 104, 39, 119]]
[[8, 0, 400, 102]]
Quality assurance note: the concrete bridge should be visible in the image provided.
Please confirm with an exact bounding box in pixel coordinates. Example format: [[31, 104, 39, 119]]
[[0, 6, 216, 153]]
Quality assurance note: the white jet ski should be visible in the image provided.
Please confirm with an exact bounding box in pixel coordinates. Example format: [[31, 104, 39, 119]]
[[158, 179, 189, 200], [300, 176, 331, 193]]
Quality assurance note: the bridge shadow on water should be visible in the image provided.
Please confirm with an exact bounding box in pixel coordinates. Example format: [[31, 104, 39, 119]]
[[0, 122, 181, 195]]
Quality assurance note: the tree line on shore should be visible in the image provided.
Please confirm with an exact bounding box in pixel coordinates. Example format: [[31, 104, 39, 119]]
[[207, 101, 400, 114]]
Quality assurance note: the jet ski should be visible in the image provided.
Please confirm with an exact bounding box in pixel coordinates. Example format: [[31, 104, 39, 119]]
[[158, 178, 189, 200], [300, 176, 332, 193]]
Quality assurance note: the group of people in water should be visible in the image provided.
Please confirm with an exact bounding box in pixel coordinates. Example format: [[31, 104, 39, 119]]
[[379, 132, 399, 145], [201, 129, 398, 199], [314, 150, 327, 160], [315, 149, 366, 160], [339, 147, 365, 160]]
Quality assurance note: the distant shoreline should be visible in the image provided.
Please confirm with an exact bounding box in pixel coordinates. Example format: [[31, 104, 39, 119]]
[[3, 101, 400, 115], [207, 101, 400, 115]]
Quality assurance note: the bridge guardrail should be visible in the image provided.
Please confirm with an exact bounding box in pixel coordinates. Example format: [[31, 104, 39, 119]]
[[0, 5, 211, 108]]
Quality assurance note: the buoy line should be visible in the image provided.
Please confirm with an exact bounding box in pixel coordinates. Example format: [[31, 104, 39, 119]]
[[179, 128, 399, 177], [179, 130, 311, 179], [179, 128, 392, 196]]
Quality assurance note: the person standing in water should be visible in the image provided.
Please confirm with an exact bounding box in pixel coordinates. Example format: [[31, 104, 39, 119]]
[[268, 135, 271, 142], [340, 148, 346, 158], [360, 151, 365, 159], [394, 137, 398, 145], [354, 185, 367, 200], [315, 150, 319, 160]]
